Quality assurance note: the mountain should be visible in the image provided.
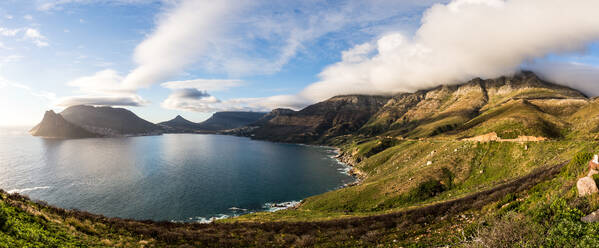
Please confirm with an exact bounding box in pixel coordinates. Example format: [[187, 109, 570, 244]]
[[29, 110, 99, 138], [250, 95, 391, 143], [195, 111, 267, 131], [59, 105, 163, 136], [247, 71, 591, 143], [158, 115, 203, 132]]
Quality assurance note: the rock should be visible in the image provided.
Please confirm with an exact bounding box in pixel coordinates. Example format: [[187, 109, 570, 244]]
[[590, 155, 599, 170], [582, 209, 599, 223], [577, 177, 599, 197], [589, 169, 599, 177]]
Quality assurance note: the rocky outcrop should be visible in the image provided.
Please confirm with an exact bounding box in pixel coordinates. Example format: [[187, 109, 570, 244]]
[[29, 110, 99, 139], [577, 176, 599, 197], [582, 210, 599, 223]]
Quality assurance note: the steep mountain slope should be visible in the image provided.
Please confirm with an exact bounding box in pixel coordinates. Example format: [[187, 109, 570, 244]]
[[29, 110, 99, 138], [158, 115, 203, 132], [360, 71, 586, 139], [195, 111, 267, 131], [59, 105, 163, 136], [251, 95, 391, 143], [248, 71, 588, 144]]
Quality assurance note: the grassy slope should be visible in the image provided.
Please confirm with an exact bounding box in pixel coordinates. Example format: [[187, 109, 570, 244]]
[[231, 140, 597, 222]]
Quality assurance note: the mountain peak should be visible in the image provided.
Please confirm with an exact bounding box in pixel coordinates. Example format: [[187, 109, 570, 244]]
[[30, 110, 98, 138]]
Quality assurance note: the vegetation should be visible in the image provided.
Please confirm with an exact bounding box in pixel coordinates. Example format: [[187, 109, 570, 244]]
[[9, 73, 599, 246]]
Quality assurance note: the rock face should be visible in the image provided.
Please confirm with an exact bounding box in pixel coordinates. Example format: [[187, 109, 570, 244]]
[[577, 177, 599, 197], [589, 155, 599, 170], [60, 105, 163, 136], [582, 209, 599, 223], [251, 95, 391, 143], [29, 110, 99, 139], [158, 115, 203, 133]]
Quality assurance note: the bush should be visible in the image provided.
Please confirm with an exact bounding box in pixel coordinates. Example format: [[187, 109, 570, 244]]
[[409, 179, 447, 202], [0, 205, 8, 231], [563, 152, 594, 176], [593, 174, 599, 187]]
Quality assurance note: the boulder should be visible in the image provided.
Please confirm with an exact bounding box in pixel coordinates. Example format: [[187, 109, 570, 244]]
[[590, 155, 599, 170], [577, 177, 599, 197], [582, 209, 599, 223]]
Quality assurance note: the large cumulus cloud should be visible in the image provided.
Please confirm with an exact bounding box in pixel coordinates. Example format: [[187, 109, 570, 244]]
[[300, 0, 599, 101]]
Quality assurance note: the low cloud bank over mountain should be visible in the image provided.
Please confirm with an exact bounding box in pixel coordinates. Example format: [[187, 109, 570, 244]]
[[300, 0, 599, 101]]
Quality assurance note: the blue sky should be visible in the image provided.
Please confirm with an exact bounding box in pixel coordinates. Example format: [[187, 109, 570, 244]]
[[1, 0, 599, 126]]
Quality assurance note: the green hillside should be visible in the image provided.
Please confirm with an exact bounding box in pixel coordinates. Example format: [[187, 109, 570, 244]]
[[8, 72, 599, 247]]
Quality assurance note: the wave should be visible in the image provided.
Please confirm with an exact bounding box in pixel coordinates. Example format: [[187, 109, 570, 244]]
[[7, 186, 51, 194], [183, 214, 233, 224], [263, 201, 301, 212]]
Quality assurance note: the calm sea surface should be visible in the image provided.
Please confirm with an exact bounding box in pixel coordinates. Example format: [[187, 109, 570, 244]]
[[0, 129, 353, 222]]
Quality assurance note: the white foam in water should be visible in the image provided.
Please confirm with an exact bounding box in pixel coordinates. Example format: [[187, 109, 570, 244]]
[[7, 186, 50, 194], [263, 201, 301, 212], [175, 214, 233, 224]]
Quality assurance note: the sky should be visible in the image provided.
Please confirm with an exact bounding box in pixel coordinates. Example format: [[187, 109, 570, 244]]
[[1, 0, 599, 126]]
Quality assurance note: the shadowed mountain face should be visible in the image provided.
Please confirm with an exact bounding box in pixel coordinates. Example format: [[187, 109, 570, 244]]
[[159, 112, 267, 132], [29, 111, 98, 138], [59, 105, 163, 136], [195, 112, 267, 131], [158, 115, 203, 132], [250, 95, 391, 143], [248, 71, 594, 143]]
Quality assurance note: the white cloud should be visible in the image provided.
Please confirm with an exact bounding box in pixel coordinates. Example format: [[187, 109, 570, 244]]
[[23, 15, 33, 20], [195, 0, 446, 76], [67, 69, 134, 94], [0, 27, 20, 37], [296, 0, 599, 101], [37, 0, 160, 11], [5, 15, 13, 20], [161, 89, 222, 112], [161, 79, 243, 92], [162, 92, 310, 113], [527, 62, 599, 97], [55, 95, 148, 107], [24, 28, 49, 47], [58, 69, 145, 107], [122, 0, 240, 89]]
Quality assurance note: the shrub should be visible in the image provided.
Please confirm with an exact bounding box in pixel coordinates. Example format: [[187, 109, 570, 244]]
[[563, 151, 594, 177], [409, 179, 447, 202], [592, 174, 599, 187], [0, 205, 8, 231]]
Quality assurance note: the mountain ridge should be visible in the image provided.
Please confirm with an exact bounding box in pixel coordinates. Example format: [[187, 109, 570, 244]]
[[243, 71, 593, 143]]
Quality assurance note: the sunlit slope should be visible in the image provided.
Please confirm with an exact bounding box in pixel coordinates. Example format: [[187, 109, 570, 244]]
[[356, 71, 588, 140], [231, 139, 598, 222]]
